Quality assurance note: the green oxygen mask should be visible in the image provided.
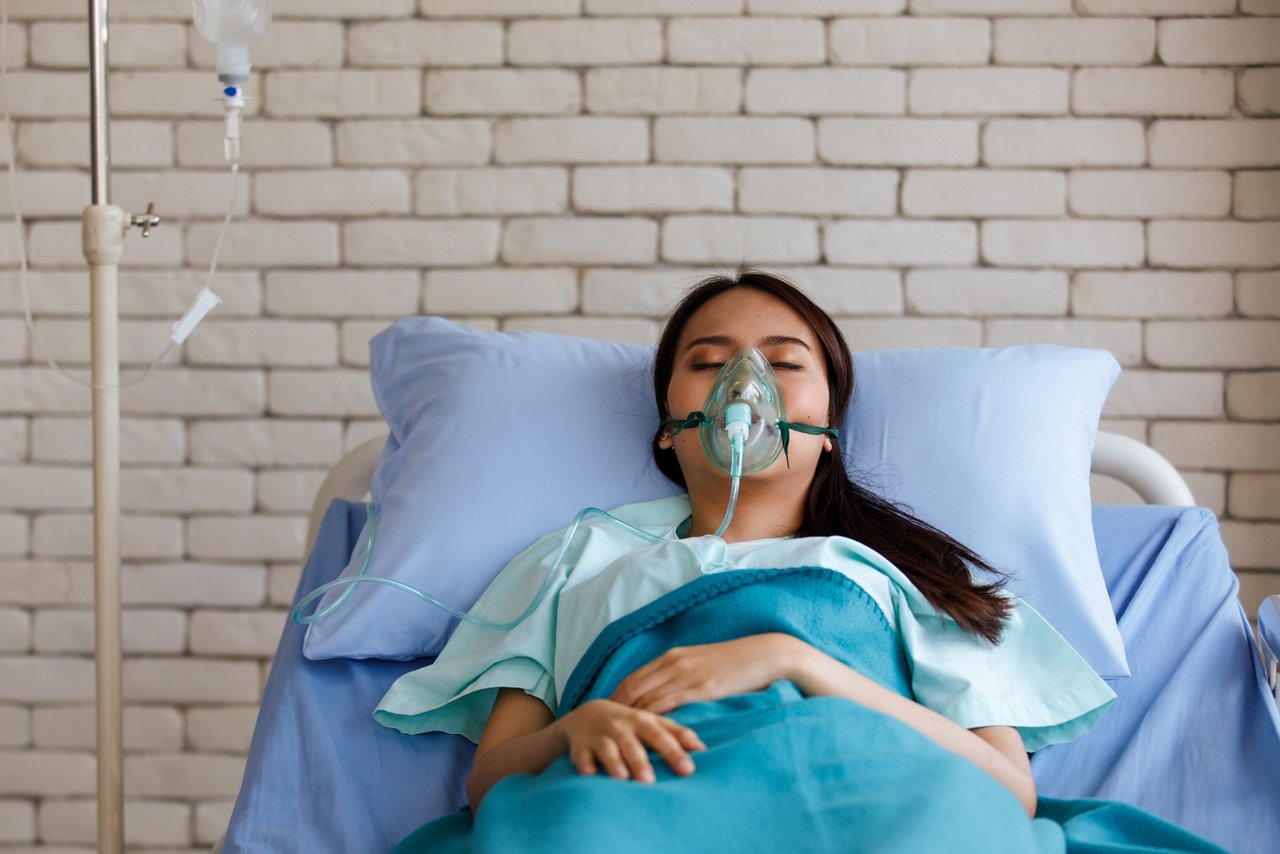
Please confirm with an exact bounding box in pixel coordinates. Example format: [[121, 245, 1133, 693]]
[[663, 347, 841, 538]]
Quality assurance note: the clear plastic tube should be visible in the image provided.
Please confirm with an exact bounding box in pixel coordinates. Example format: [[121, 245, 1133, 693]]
[[291, 503, 668, 630]]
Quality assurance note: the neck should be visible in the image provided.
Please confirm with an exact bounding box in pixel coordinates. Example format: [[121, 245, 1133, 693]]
[[684, 476, 808, 543]]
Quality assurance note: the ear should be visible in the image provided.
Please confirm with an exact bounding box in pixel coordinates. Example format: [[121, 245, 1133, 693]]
[[823, 435, 833, 453], [658, 432, 674, 450]]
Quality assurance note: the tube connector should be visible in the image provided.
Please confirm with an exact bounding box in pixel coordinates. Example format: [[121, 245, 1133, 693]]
[[221, 85, 246, 164], [170, 287, 222, 345]]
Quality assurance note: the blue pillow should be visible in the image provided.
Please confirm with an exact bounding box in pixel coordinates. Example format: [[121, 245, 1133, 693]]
[[303, 317, 1127, 681]]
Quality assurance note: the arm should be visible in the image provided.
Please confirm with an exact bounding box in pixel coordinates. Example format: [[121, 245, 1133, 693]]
[[466, 688, 563, 812]]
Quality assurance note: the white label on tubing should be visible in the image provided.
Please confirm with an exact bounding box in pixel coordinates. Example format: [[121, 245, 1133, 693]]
[[170, 287, 222, 344]]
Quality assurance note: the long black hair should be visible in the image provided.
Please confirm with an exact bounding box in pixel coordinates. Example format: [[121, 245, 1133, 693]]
[[651, 269, 1013, 643]]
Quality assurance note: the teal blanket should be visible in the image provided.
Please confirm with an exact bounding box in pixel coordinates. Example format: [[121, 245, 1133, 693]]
[[393, 568, 1225, 854]]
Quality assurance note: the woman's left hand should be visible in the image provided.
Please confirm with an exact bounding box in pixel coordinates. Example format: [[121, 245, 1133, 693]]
[[610, 633, 805, 714]]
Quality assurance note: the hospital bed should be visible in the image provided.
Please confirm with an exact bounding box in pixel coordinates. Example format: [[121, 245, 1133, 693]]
[[214, 430, 1280, 854]]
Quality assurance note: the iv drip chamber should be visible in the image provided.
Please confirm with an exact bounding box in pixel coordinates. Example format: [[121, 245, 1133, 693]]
[[192, 0, 272, 82]]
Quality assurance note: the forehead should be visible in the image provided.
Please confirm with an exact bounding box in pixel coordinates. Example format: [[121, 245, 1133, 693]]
[[677, 287, 819, 351]]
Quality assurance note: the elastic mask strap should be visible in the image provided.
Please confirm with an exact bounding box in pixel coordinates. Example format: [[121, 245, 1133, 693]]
[[778, 422, 841, 468], [663, 412, 707, 437]]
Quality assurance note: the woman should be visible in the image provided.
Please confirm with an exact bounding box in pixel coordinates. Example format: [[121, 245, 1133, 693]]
[[379, 271, 1222, 853]]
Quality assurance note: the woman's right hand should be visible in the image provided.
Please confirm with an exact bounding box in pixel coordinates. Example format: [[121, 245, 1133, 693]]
[[556, 699, 706, 784]]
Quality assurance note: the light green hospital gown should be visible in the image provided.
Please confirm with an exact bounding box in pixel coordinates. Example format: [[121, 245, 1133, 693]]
[[374, 494, 1116, 753]]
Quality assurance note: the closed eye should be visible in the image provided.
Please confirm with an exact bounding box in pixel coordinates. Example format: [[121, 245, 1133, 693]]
[[771, 362, 803, 371], [691, 362, 724, 371]]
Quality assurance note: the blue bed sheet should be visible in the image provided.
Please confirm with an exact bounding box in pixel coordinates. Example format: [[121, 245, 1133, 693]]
[[221, 502, 1280, 854]]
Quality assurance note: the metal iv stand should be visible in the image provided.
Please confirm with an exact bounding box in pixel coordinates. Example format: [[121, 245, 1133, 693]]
[[84, 1, 160, 852]]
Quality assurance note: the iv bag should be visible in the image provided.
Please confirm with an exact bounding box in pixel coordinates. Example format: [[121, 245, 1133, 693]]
[[193, 0, 272, 82]]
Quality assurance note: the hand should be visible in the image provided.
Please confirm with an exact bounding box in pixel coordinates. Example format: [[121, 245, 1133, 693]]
[[610, 633, 803, 715], [557, 699, 706, 784]]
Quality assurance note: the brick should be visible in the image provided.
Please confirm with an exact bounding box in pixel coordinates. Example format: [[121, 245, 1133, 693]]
[[0, 369, 86, 416], [1072, 272, 1233, 319], [904, 169, 1064, 217], [32, 515, 184, 561], [258, 469, 329, 513], [421, 0, 579, 13], [120, 370, 265, 417], [0, 269, 236, 319], [0, 516, 28, 558], [125, 658, 260, 704], [0, 750, 95, 796], [0, 657, 93, 702], [983, 119, 1145, 167], [1159, 18, 1280, 66], [1238, 271, 1280, 318], [268, 562, 305, 607], [337, 119, 491, 167], [1148, 321, 1280, 369], [590, 0, 740, 11], [983, 220, 1144, 268], [188, 221, 341, 269], [32, 706, 183, 753], [32, 22, 185, 68], [751, 0, 907, 10], [509, 19, 663, 66], [825, 220, 978, 266], [1219, 522, 1280, 570], [2, 71, 87, 118], [1235, 171, 1280, 220], [0, 466, 90, 511], [655, 118, 814, 164], [770, 267, 904, 315], [191, 21, 343, 70], [187, 707, 259, 753], [197, 799, 237, 846], [1150, 120, 1280, 168], [29, 320, 177, 367], [1149, 221, 1280, 269], [38, 799, 190, 847], [586, 68, 741, 115], [745, 69, 904, 115], [582, 268, 724, 316], [819, 118, 978, 166], [0, 561, 92, 607], [495, 117, 649, 164], [1069, 170, 1230, 219], [575, 167, 734, 213], [348, 21, 503, 67], [186, 321, 339, 368], [994, 18, 1153, 66], [1242, 0, 1280, 13], [255, 170, 410, 217], [125, 753, 247, 799], [830, 17, 989, 66], [416, 168, 568, 216], [0, 418, 24, 462], [266, 271, 418, 318], [424, 268, 578, 314], [344, 219, 501, 266], [30, 221, 183, 268], [503, 218, 658, 265], [1228, 373, 1280, 421], [0, 170, 96, 218], [122, 469, 255, 514], [1104, 371, 1224, 419], [1152, 422, 1280, 471], [1239, 571, 1277, 624], [0, 799, 34, 843], [667, 18, 824, 65], [503, 317, 660, 345], [109, 71, 261, 119], [1239, 69, 1280, 117], [1073, 68, 1232, 117], [273, 0, 416, 15], [267, 371, 379, 418], [1183, 471, 1227, 517], [911, 0, 1067, 11], [662, 216, 820, 264], [905, 269, 1068, 317], [33, 609, 186, 655], [737, 168, 895, 216], [427, 69, 581, 115], [265, 70, 421, 118], [0, 319, 27, 363], [189, 610, 286, 658], [0, 608, 30, 652], [1076, 0, 1234, 13], [18, 121, 171, 169], [986, 320, 1141, 366], [909, 68, 1068, 116], [835, 318, 982, 350], [177, 120, 332, 168], [1230, 474, 1280, 519], [189, 420, 343, 468], [125, 563, 266, 608]]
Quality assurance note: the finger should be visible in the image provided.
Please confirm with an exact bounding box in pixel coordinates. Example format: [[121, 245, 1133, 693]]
[[595, 738, 629, 780], [639, 723, 696, 776], [612, 657, 672, 704], [644, 690, 700, 716], [570, 747, 598, 776], [618, 735, 656, 784], [617, 668, 682, 708], [661, 719, 707, 752]]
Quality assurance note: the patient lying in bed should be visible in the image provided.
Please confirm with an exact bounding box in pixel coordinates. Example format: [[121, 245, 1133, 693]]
[[374, 271, 1225, 854]]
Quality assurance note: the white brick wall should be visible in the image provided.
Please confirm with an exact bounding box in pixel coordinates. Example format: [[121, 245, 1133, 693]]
[[1, 2, 1277, 848]]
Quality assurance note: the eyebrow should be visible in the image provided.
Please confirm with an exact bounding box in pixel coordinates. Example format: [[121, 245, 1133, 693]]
[[683, 334, 812, 352]]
